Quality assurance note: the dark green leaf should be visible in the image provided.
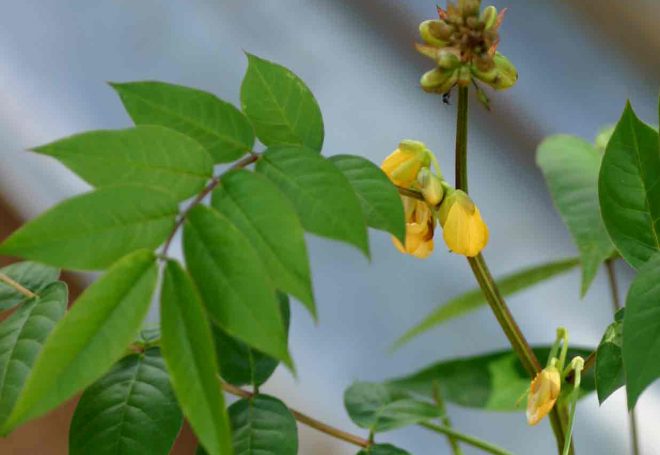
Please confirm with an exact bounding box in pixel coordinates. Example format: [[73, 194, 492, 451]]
[[257, 146, 369, 256], [112, 81, 254, 163], [357, 444, 411, 455], [2, 250, 157, 432], [183, 205, 291, 367], [0, 282, 67, 425], [241, 53, 323, 151], [160, 260, 232, 455], [537, 135, 614, 295], [623, 252, 660, 408], [387, 347, 595, 411], [344, 382, 441, 433], [393, 258, 580, 349], [213, 292, 290, 387], [69, 348, 183, 455], [229, 395, 297, 455], [596, 308, 625, 404], [212, 170, 314, 316], [599, 102, 660, 269], [329, 154, 405, 243], [0, 185, 178, 270], [33, 126, 213, 200], [0, 262, 60, 311]]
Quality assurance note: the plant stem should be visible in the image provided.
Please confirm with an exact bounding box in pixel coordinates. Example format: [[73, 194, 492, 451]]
[[451, 86, 570, 454], [419, 422, 514, 455], [432, 383, 463, 454], [221, 382, 371, 448], [604, 259, 640, 455], [0, 272, 36, 299], [160, 152, 260, 257]]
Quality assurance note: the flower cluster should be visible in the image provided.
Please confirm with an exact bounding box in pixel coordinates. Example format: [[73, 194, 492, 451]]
[[381, 140, 489, 258], [416, 1, 518, 97]]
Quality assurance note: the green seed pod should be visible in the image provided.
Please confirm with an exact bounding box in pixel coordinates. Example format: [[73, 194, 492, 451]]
[[419, 20, 451, 46], [420, 67, 458, 94], [481, 5, 498, 29], [437, 49, 461, 69], [491, 52, 518, 90]]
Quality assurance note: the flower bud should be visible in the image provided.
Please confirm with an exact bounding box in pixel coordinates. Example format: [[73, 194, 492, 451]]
[[420, 67, 459, 94], [438, 189, 488, 257], [480, 6, 498, 30], [380, 140, 431, 187], [392, 198, 435, 259], [417, 168, 445, 206], [419, 20, 452, 47], [526, 366, 561, 426], [437, 49, 461, 69], [491, 52, 518, 89]]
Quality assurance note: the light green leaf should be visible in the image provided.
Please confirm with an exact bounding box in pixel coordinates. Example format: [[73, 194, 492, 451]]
[[599, 102, 660, 269], [183, 205, 291, 367], [623, 252, 660, 409], [537, 135, 614, 295], [393, 258, 580, 349], [2, 250, 157, 432], [112, 81, 254, 163], [212, 170, 314, 316], [257, 146, 369, 256], [596, 308, 625, 404], [0, 262, 60, 311], [69, 348, 183, 455], [229, 395, 298, 455], [160, 260, 232, 455], [0, 282, 67, 425], [241, 54, 324, 151], [329, 154, 405, 243], [387, 347, 595, 411], [213, 292, 290, 387], [344, 382, 441, 433], [34, 126, 213, 201], [357, 444, 411, 455], [0, 185, 178, 270]]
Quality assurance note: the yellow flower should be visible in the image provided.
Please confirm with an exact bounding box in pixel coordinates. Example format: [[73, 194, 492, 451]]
[[438, 190, 489, 257], [381, 140, 431, 187], [392, 197, 435, 259], [526, 366, 561, 426]]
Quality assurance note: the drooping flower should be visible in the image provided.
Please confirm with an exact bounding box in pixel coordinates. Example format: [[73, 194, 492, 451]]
[[381, 140, 431, 187], [438, 189, 489, 257], [526, 366, 561, 426], [392, 197, 435, 259]]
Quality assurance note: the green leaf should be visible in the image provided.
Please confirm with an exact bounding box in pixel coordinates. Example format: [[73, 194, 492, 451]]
[[212, 170, 314, 316], [2, 250, 157, 432], [112, 81, 254, 163], [183, 205, 292, 367], [33, 126, 213, 201], [393, 258, 580, 349], [257, 146, 369, 256], [0, 262, 60, 311], [0, 282, 67, 425], [160, 260, 232, 455], [0, 185, 178, 270], [329, 154, 405, 244], [241, 53, 324, 151], [228, 395, 298, 455], [599, 102, 660, 269], [69, 348, 183, 455], [344, 382, 441, 433], [386, 347, 595, 411], [596, 308, 625, 404], [537, 135, 614, 295], [213, 292, 290, 387], [357, 444, 411, 455], [623, 251, 660, 409]]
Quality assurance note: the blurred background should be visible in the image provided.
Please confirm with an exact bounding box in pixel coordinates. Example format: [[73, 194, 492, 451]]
[[1, 1, 659, 453]]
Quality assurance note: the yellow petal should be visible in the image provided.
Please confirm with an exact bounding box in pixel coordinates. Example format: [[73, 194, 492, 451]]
[[526, 367, 561, 426], [411, 238, 434, 258], [442, 204, 488, 257]]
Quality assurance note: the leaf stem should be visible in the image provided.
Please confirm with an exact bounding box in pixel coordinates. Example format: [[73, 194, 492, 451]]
[[451, 86, 570, 454], [221, 382, 371, 448], [419, 422, 514, 455], [0, 272, 36, 299], [160, 152, 260, 257], [605, 259, 640, 455], [432, 382, 463, 454]]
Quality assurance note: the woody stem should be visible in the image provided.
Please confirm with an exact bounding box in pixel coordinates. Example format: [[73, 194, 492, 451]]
[[451, 86, 571, 454]]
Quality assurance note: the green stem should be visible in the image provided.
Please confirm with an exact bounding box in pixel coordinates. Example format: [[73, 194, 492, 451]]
[[419, 422, 514, 455], [452, 86, 571, 454], [432, 382, 464, 454], [0, 272, 36, 299], [605, 259, 640, 455]]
